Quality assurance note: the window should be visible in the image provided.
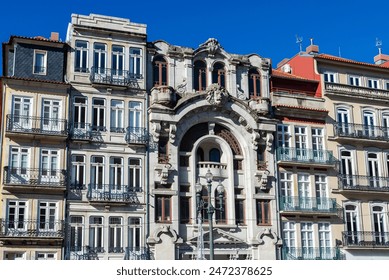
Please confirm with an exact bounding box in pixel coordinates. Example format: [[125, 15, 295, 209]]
[[9, 147, 29, 183], [277, 124, 291, 148], [92, 98, 106, 131], [235, 199, 245, 225], [89, 216, 104, 252], [349, 75, 360, 86], [367, 153, 380, 188], [282, 221, 296, 255], [215, 189, 226, 224], [71, 155, 85, 189], [155, 196, 171, 222], [194, 60, 207, 91], [129, 158, 141, 191], [93, 43, 107, 73], [73, 96, 88, 134], [318, 223, 332, 258], [110, 100, 124, 133], [295, 126, 307, 160], [340, 150, 354, 186], [110, 157, 123, 188], [42, 99, 61, 132], [212, 62, 226, 88], [38, 201, 57, 231], [368, 78, 379, 89], [256, 200, 270, 225], [7, 200, 27, 230], [75, 40, 88, 72], [40, 149, 59, 183], [315, 175, 329, 209], [209, 148, 221, 162], [298, 173, 311, 209], [33, 50, 46, 74], [249, 68, 261, 98], [130, 48, 142, 79], [112, 45, 124, 76], [382, 113, 389, 138], [280, 172, 293, 197], [69, 216, 84, 252], [36, 252, 56, 260], [372, 205, 387, 244], [109, 217, 123, 253], [301, 222, 314, 258], [180, 197, 191, 224], [363, 111, 375, 137], [12, 96, 32, 129], [128, 218, 142, 252], [336, 108, 350, 135], [344, 204, 359, 245], [91, 156, 104, 187], [153, 56, 168, 86], [4, 252, 26, 260], [323, 71, 337, 83], [312, 128, 324, 160]]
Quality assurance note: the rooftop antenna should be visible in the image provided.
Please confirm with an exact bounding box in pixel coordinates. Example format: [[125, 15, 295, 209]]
[[296, 35, 303, 53], [376, 38, 382, 54]]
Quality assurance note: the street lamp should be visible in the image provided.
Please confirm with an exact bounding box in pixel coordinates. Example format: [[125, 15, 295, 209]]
[[196, 169, 225, 260]]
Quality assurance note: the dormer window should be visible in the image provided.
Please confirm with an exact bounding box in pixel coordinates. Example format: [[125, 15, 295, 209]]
[[153, 56, 168, 86], [249, 68, 261, 98], [33, 50, 47, 75], [212, 62, 226, 88], [194, 60, 207, 91]]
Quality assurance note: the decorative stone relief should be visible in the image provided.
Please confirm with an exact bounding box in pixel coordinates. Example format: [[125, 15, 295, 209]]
[[251, 131, 260, 150], [236, 84, 246, 100], [176, 78, 187, 95], [205, 84, 229, 106], [169, 124, 176, 143], [257, 228, 282, 245], [151, 122, 161, 142], [148, 225, 183, 244], [266, 132, 274, 152], [199, 38, 221, 56], [259, 169, 270, 190], [151, 86, 177, 108], [158, 162, 172, 185]]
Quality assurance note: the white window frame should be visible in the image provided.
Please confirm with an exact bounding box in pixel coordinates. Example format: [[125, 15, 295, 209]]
[[12, 96, 32, 129], [301, 222, 314, 258], [129, 158, 142, 191], [7, 200, 27, 230], [36, 252, 56, 260], [33, 50, 47, 75], [112, 45, 124, 77], [91, 156, 105, 187], [38, 201, 57, 232], [108, 216, 123, 253], [128, 217, 142, 255], [367, 78, 380, 89], [323, 71, 337, 83], [130, 47, 143, 79], [93, 43, 107, 74], [69, 216, 84, 253], [92, 98, 106, 131], [109, 157, 123, 188], [71, 154, 85, 188], [349, 75, 361, 86], [75, 40, 89, 73], [110, 100, 124, 133], [89, 216, 104, 251]]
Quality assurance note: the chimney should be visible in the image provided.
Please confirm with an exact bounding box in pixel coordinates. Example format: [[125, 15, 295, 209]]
[[374, 53, 389, 65], [306, 38, 319, 55], [50, 32, 59, 41]]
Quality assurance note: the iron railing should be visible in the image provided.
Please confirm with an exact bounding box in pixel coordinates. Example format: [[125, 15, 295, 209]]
[[342, 231, 389, 247], [276, 147, 337, 165], [90, 67, 142, 86], [279, 196, 340, 214], [87, 184, 141, 203], [124, 247, 150, 260], [6, 114, 68, 136], [325, 82, 389, 100], [68, 246, 101, 260], [338, 175, 389, 192], [125, 127, 148, 144], [281, 247, 342, 260], [0, 219, 64, 238], [333, 122, 389, 140], [3, 166, 67, 187], [70, 123, 92, 140]]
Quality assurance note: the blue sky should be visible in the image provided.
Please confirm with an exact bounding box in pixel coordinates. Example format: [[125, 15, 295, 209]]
[[1, 0, 389, 75]]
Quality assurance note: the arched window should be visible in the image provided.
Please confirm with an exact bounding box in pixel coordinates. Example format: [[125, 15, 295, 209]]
[[209, 148, 220, 162], [153, 56, 168, 86], [344, 204, 359, 245], [212, 62, 226, 88], [249, 68, 261, 98], [194, 60, 207, 91], [197, 147, 204, 162]]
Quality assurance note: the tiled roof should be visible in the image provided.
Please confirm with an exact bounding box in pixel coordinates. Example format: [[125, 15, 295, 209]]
[[2, 76, 69, 85], [271, 69, 318, 83], [316, 54, 389, 69], [274, 104, 328, 112], [5, 35, 65, 45]]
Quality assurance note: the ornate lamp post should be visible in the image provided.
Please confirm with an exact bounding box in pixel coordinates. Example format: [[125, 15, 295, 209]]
[[196, 169, 225, 260]]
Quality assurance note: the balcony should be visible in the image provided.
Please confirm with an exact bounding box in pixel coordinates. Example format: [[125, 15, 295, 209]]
[[333, 122, 389, 142], [338, 175, 389, 193], [69, 123, 92, 141], [342, 231, 389, 248], [325, 82, 389, 101], [6, 114, 68, 137], [279, 196, 341, 215], [282, 247, 342, 260], [3, 166, 67, 190], [125, 127, 148, 145], [68, 246, 101, 260], [87, 184, 141, 204], [276, 147, 337, 167], [124, 247, 150, 260], [197, 161, 228, 179], [0, 219, 64, 238], [90, 67, 142, 88]]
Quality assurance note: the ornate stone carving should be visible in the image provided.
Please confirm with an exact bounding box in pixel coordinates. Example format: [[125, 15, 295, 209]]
[[176, 78, 187, 95], [259, 169, 270, 190], [151, 86, 177, 108], [266, 132, 274, 152], [257, 228, 282, 245], [199, 38, 221, 55], [158, 162, 172, 185], [169, 124, 176, 143], [252, 131, 260, 150], [148, 225, 183, 244], [236, 84, 246, 100], [206, 84, 229, 106], [151, 122, 161, 142]]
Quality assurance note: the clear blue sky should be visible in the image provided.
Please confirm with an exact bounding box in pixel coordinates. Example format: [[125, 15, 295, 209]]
[[2, 0, 389, 75]]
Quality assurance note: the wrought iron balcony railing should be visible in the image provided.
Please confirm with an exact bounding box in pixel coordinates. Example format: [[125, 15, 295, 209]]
[[70, 123, 92, 140], [87, 184, 141, 203], [125, 127, 148, 144], [325, 82, 389, 100], [6, 114, 68, 136], [279, 196, 340, 214], [342, 231, 389, 247], [333, 122, 389, 141], [3, 166, 67, 187], [282, 247, 342, 260], [276, 147, 337, 165], [90, 67, 143, 86], [124, 247, 150, 260], [68, 246, 102, 260], [338, 175, 389, 192], [0, 219, 64, 238]]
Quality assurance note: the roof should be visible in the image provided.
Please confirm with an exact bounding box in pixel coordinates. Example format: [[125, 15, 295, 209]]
[[2, 76, 69, 85], [273, 104, 328, 113], [5, 35, 65, 44], [316, 54, 389, 69], [271, 69, 318, 83]]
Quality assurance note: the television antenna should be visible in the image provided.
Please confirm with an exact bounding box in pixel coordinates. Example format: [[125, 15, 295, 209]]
[[296, 35, 303, 53], [376, 38, 382, 54]]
